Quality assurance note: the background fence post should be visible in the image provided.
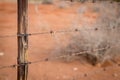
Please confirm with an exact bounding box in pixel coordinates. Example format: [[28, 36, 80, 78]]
[[17, 0, 28, 80]]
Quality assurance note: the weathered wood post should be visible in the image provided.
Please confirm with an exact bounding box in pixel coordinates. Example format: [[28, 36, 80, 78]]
[[17, 0, 28, 80]]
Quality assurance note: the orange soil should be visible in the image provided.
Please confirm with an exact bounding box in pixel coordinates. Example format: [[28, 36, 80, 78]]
[[0, 2, 120, 80]]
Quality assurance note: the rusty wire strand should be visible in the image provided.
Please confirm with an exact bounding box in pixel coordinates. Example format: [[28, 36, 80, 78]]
[[0, 42, 119, 69], [0, 27, 118, 38], [30, 43, 119, 64], [0, 29, 80, 38]]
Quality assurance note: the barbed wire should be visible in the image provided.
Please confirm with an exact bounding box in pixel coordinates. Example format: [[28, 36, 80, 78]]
[[0, 28, 120, 80], [0, 41, 120, 70], [27, 42, 120, 64], [0, 43, 120, 80], [0, 27, 119, 38]]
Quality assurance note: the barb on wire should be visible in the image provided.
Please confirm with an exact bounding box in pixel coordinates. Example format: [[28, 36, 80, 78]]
[[0, 64, 17, 69], [0, 62, 33, 69]]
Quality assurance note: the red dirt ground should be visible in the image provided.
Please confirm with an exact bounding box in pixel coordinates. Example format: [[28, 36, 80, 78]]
[[0, 2, 120, 80]]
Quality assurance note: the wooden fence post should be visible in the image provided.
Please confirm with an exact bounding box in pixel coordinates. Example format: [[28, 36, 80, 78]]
[[17, 0, 28, 80]]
